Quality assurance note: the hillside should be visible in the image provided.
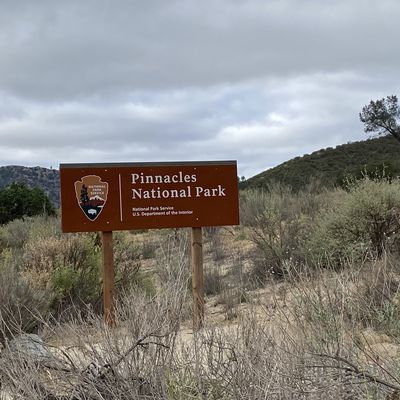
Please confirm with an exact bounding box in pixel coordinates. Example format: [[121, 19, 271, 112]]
[[242, 135, 400, 191], [1, 135, 399, 208], [0, 166, 60, 206]]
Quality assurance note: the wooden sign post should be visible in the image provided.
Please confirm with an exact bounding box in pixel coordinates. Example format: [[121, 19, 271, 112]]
[[191, 227, 204, 330], [59, 161, 239, 329], [102, 231, 115, 327]]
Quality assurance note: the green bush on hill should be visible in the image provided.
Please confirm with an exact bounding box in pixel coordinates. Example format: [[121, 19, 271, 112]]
[[242, 135, 400, 192]]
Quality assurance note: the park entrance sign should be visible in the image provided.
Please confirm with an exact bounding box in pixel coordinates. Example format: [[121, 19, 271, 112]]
[[60, 161, 240, 329], [60, 161, 239, 232]]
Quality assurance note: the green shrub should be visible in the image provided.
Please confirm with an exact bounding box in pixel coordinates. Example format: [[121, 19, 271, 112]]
[[0, 250, 51, 343], [50, 257, 100, 313], [25, 214, 61, 242], [0, 218, 156, 319], [51, 265, 81, 297], [306, 177, 400, 265], [141, 239, 157, 259], [204, 266, 224, 296], [113, 232, 154, 296], [240, 185, 311, 281], [0, 215, 60, 252], [22, 233, 102, 316], [0, 218, 31, 250], [0, 183, 55, 225]]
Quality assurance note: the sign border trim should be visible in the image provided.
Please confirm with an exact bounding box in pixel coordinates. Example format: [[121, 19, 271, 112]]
[[60, 160, 237, 169]]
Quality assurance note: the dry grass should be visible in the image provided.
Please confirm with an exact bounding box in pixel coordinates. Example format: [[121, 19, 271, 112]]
[[1, 246, 400, 398]]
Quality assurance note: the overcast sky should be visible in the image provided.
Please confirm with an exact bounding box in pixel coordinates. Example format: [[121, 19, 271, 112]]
[[1, 0, 399, 178]]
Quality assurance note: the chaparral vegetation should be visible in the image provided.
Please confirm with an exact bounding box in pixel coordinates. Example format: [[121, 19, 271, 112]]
[[0, 171, 400, 399]]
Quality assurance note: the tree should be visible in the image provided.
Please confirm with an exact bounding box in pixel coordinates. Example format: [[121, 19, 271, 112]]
[[0, 183, 55, 225], [359, 95, 400, 143], [80, 184, 89, 204]]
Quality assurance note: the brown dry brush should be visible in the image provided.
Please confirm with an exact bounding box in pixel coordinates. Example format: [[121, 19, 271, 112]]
[[166, 256, 400, 399], [1, 279, 400, 399], [0, 290, 182, 399], [276, 258, 400, 399], [0, 332, 171, 399]]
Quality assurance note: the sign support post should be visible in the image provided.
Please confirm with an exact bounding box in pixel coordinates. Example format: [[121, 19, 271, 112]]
[[191, 227, 204, 330], [102, 231, 115, 327]]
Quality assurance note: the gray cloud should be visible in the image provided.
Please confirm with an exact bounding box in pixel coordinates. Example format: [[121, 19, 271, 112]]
[[0, 0, 399, 177], [2, 0, 400, 98]]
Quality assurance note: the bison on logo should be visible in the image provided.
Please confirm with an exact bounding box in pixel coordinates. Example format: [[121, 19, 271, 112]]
[[74, 175, 108, 221]]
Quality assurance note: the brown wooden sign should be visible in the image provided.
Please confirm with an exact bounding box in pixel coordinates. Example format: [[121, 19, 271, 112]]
[[60, 161, 239, 233]]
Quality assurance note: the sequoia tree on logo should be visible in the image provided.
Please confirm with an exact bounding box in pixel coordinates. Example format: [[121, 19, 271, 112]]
[[74, 175, 108, 221]]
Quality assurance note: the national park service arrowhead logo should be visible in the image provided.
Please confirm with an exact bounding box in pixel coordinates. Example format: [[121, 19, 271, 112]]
[[74, 175, 108, 221]]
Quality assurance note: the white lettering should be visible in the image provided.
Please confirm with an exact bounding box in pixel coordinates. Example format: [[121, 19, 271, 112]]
[[131, 173, 140, 184], [195, 185, 226, 197], [131, 171, 198, 185], [154, 175, 163, 184], [132, 188, 142, 199]]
